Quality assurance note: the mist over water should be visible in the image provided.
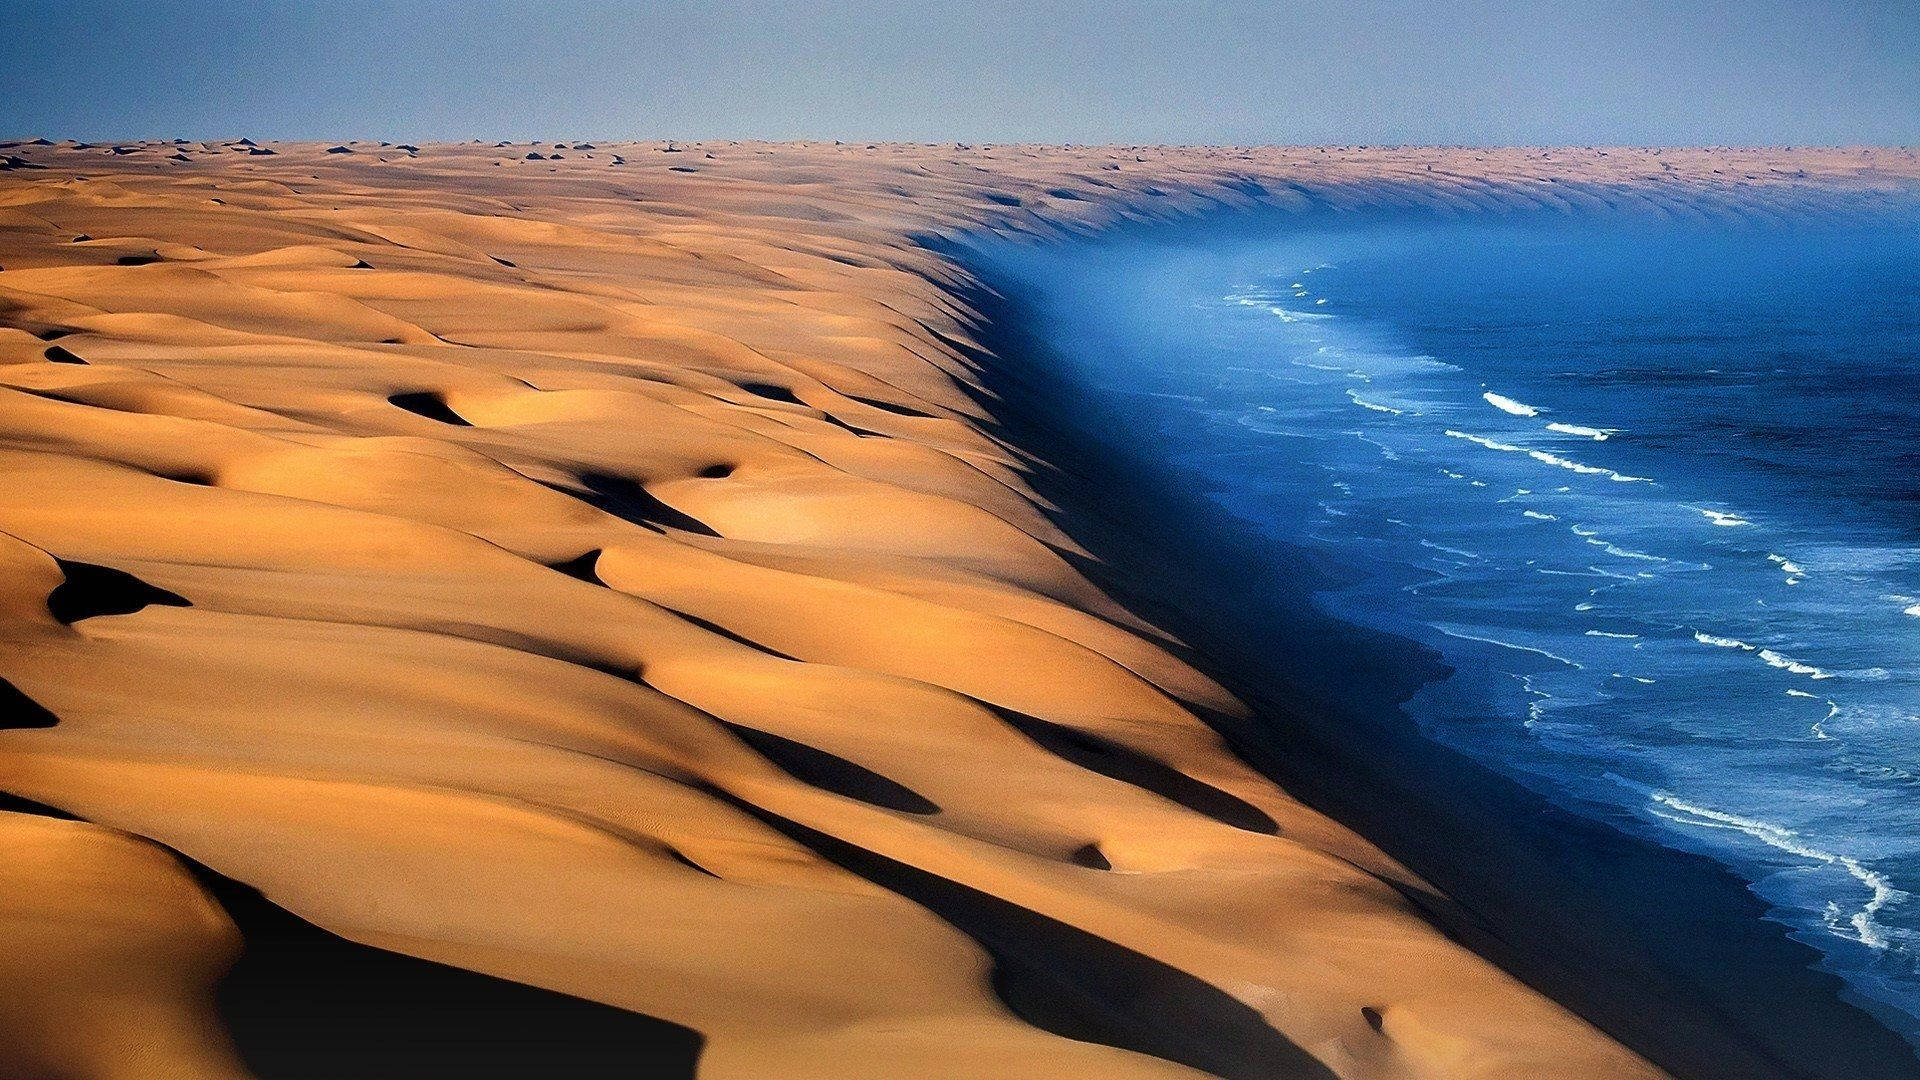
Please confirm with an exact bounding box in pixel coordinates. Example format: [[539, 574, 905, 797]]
[[966, 207, 1920, 1042]]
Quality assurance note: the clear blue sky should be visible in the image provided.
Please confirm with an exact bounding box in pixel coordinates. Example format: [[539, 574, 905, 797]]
[[3, 0, 1915, 146]]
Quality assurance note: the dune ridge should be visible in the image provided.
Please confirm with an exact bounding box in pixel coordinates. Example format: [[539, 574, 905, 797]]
[[2, 140, 1916, 1079]]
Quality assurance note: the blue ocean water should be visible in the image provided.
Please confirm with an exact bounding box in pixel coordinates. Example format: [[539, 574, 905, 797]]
[[969, 208, 1920, 1041]]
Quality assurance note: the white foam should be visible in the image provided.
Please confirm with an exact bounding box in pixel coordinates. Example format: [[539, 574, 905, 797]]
[[1691, 631, 1834, 679], [1433, 624, 1583, 669], [1346, 390, 1403, 415], [1522, 510, 1557, 521], [1645, 791, 1904, 951], [1784, 691, 1841, 739], [1698, 508, 1750, 527], [1524, 684, 1550, 729], [1546, 422, 1614, 440], [1420, 540, 1483, 561], [1765, 553, 1805, 585], [1483, 391, 1539, 417], [1348, 432, 1401, 461], [1443, 430, 1653, 483], [1585, 630, 1641, 639], [1589, 539, 1667, 563], [1758, 649, 1833, 679]]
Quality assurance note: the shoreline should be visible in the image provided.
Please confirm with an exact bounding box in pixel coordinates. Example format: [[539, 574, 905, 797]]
[[942, 223, 1920, 1079]]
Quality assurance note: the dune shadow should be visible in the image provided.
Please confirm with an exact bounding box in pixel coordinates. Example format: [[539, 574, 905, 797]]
[[738, 382, 803, 406], [1069, 843, 1112, 870], [0, 788, 78, 817], [548, 549, 605, 584], [388, 391, 472, 426], [47, 558, 191, 625], [659, 608, 801, 662], [726, 797, 1333, 1080], [985, 704, 1278, 835], [0, 679, 57, 729], [568, 473, 720, 537], [849, 395, 935, 418], [0, 790, 704, 1076], [721, 722, 939, 815], [198, 864, 704, 1079], [817, 412, 882, 438]]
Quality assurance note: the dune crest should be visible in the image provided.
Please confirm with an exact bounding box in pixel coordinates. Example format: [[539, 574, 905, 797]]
[[3, 140, 1914, 1077]]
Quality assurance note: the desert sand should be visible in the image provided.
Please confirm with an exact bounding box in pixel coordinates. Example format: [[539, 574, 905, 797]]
[[2, 139, 1916, 1079]]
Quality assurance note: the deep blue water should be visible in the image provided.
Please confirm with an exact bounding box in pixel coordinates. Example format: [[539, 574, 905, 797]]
[[969, 208, 1920, 1042]]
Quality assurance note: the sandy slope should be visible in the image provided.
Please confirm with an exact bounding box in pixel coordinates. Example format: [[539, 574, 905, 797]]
[[0, 139, 1914, 1079]]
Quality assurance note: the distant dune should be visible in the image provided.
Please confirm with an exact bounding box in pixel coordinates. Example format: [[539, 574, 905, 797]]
[[1, 140, 1916, 1079]]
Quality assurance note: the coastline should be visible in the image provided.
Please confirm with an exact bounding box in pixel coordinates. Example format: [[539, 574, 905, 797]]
[[943, 225, 1920, 1078], [2, 141, 1918, 1077]]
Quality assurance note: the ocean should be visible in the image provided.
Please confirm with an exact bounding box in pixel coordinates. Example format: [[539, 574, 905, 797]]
[[963, 203, 1920, 1046]]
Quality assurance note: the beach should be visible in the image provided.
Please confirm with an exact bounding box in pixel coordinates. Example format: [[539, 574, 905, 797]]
[[2, 140, 1917, 1079]]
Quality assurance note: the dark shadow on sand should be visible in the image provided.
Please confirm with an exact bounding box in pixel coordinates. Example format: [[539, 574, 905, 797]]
[[721, 794, 1336, 1080], [566, 473, 720, 536], [0, 678, 59, 729], [46, 558, 191, 625], [984, 703, 1278, 835], [721, 721, 941, 815], [196, 868, 704, 1079], [388, 391, 473, 426], [0, 788, 701, 1078]]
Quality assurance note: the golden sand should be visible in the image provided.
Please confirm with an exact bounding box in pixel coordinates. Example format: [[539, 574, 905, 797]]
[[2, 139, 1916, 1078]]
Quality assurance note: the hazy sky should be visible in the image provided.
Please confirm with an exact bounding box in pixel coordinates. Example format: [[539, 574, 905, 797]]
[[3, 0, 1915, 146]]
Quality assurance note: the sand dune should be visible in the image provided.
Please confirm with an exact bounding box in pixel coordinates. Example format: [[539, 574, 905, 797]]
[[2, 140, 1916, 1078]]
